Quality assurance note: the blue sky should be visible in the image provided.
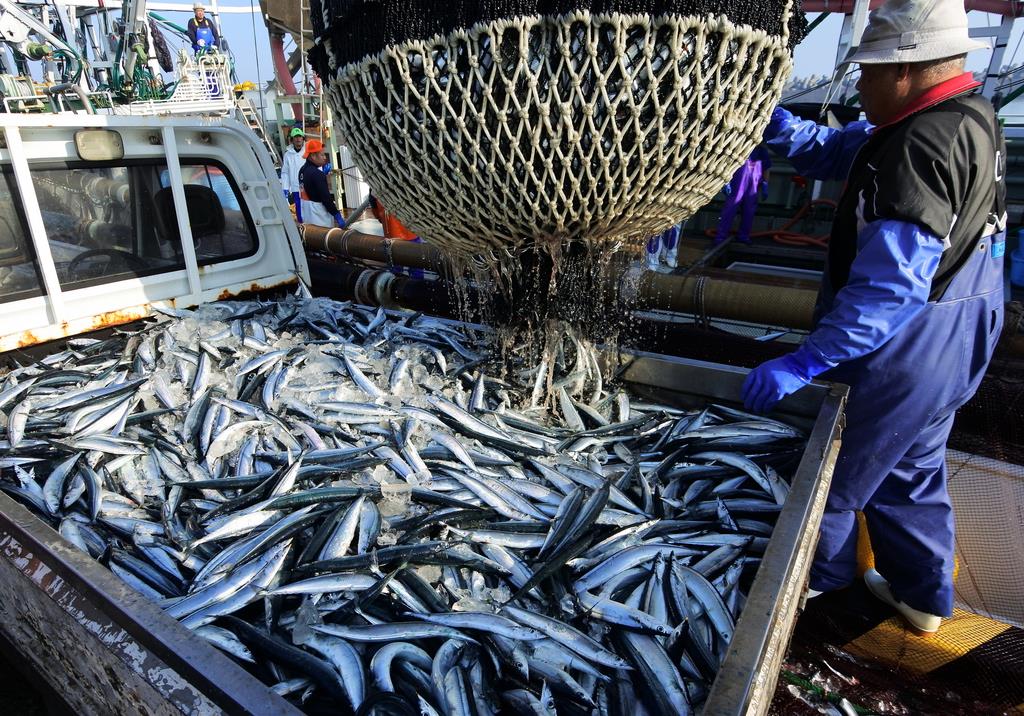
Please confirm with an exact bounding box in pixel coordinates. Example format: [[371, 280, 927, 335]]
[[209, 8, 1023, 92]]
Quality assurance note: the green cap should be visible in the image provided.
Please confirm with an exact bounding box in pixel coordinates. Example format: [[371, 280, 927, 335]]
[[289, 127, 305, 138]]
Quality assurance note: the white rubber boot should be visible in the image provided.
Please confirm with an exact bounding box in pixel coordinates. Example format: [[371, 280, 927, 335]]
[[863, 568, 942, 636]]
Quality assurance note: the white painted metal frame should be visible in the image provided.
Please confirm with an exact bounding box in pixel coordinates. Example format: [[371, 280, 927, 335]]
[[3, 125, 65, 324], [0, 0, 78, 55], [0, 112, 309, 351], [116, 52, 235, 117], [161, 124, 203, 304]]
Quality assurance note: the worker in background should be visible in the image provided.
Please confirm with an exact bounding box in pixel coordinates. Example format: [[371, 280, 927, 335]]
[[187, 3, 219, 54], [714, 145, 771, 245], [369, 196, 417, 242], [298, 139, 345, 229], [281, 127, 305, 222], [742, 0, 1004, 635]]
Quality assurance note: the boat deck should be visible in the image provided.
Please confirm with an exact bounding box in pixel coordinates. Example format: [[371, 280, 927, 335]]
[[772, 578, 1024, 714]]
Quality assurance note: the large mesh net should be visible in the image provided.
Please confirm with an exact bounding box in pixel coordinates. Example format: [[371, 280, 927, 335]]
[[309, 1, 801, 257]]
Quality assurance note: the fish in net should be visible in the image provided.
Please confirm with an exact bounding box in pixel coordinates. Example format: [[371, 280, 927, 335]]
[[308, 0, 805, 376]]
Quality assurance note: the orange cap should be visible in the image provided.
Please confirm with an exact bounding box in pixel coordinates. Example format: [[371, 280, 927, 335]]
[[303, 139, 325, 157]]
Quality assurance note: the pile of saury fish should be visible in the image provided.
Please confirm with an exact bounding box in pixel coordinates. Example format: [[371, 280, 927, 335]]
[[0, 294, 806, 715]]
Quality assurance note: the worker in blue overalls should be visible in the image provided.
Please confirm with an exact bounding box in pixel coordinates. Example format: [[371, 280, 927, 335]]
[[714, 146, 771, 245], [187, 3, 219, 54], [742, 0, 1003, 634]]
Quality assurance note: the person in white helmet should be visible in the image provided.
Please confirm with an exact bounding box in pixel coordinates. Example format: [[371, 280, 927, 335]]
[[187, 3, 219, 53], [745, 0, 1005, 634]]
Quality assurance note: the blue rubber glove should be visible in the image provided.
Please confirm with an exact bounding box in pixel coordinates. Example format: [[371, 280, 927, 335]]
[[723, 183, 733, 197], [283, 189, 289, 200], [742, 355, 814, 413], [334, 211, 346, 228]]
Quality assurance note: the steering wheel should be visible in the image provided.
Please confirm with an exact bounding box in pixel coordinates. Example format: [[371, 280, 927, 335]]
[[66, 248, 149, 282]]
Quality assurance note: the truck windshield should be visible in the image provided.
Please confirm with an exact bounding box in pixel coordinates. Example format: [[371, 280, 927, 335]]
[[36, 163, 182, 289]]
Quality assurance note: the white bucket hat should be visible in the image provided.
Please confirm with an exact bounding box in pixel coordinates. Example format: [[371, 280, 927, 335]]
[[845, 0, 989, 65]]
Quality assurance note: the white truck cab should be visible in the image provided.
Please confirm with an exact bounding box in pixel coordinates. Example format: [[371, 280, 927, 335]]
[[0, 113, 309, 352]]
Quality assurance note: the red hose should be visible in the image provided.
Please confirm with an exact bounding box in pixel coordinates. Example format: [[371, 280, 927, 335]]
[[704, 198, 838, 248]]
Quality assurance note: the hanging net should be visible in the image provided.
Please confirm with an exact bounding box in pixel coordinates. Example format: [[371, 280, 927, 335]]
[[308, 0, 804, 258]]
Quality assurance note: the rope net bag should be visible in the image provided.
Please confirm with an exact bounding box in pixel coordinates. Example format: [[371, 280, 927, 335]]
[[309, 0, 804, 259]]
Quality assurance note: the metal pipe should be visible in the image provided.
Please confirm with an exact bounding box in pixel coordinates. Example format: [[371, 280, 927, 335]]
[[344, 195, 373, 226], [311, 253, 1024, 366], [800, 0, 1024, 15], [42, 82, 95, 113], [304, 230, 819, 329], [269, 33, 302, 121], [300, 224, 447, 273], [307, 257, 464, 316], [623, 265, 818, 330]]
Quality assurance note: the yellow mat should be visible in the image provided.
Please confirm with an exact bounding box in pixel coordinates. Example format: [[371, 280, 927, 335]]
[[845, 608, 1011, 674]]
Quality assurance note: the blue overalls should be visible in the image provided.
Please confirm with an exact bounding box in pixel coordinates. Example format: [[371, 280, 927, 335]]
[[193, 23, 215, 53], [812, 231, 1004, 616], [763, 101, 1006, 617], [714, 146, 772, 244]]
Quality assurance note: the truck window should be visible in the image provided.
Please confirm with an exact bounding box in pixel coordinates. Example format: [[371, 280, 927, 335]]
[[0, 170, 45, 304], [161, 163, 257, 263], [36, 164, 183, 289], [32, 160, 257, 291]]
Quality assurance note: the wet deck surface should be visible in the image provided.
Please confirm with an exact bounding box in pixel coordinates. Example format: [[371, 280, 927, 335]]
[[771, 582, 1024, 715]]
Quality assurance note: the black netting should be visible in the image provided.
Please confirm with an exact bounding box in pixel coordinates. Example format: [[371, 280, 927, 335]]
[[770, 584, 1024, 715], [308, 0, 807, 76], [950, 302, 1024, 465]]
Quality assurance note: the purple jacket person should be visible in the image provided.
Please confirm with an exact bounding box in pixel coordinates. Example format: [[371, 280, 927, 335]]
[[714, 146, 771, 244]]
